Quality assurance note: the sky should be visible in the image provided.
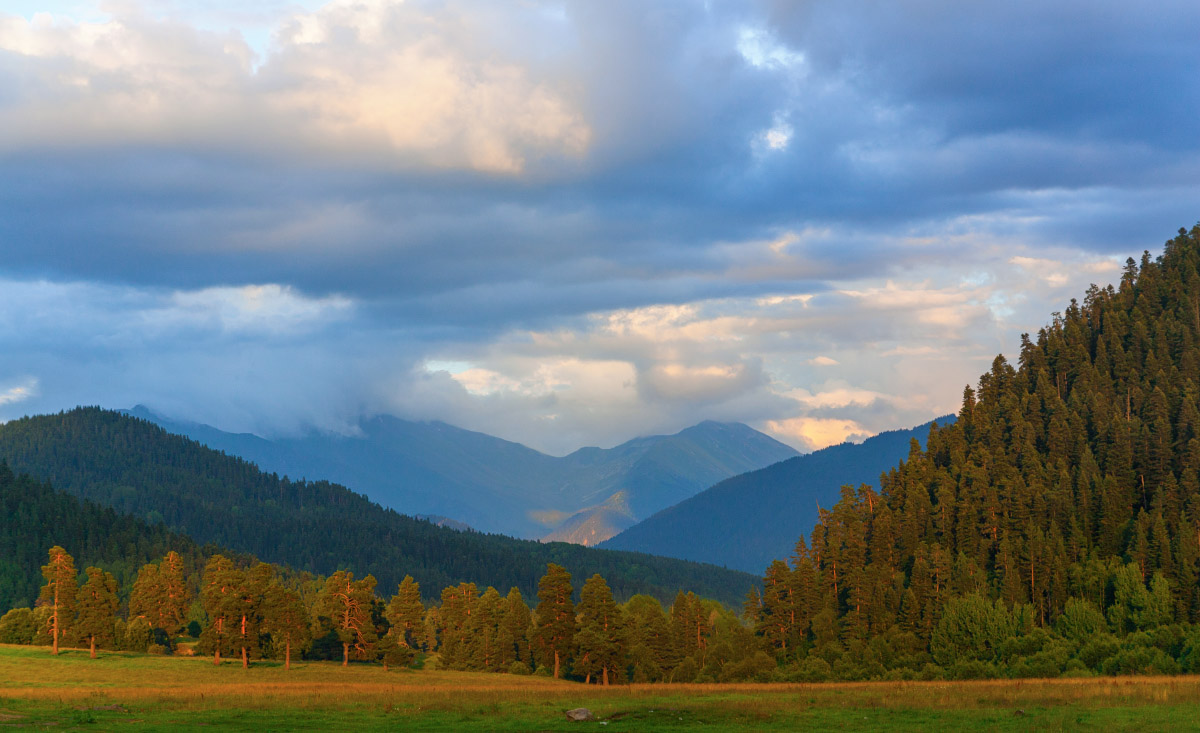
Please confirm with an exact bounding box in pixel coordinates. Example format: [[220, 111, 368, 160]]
[[1, 0, 1197, 455]]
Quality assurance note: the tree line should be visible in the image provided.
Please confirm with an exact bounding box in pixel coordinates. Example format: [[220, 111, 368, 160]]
[[1, 545, 776, 683]]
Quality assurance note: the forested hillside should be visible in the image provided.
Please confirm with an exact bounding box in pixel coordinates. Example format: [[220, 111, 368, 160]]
[[745, 224, 1200, 678], [0, 409, 755, 607], [602, 417, 951, 572], [0, 463, 230, 610]]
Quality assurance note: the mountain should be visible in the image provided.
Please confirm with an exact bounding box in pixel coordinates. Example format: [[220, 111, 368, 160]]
[[541, 490, 637, 546], [0, 408, 757, 607], [600, 417, 953, 572], [126, 408, 798, 541]]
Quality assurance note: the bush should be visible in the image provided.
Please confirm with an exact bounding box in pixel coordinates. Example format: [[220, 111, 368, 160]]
[[1077, 633, 1121, 670], [786, 655, 832, 683], [147, 643, 169, 656], [931, 594, 1017, 667], [0, 608, 35, 644], [1055, 598, 1107, 642], [670, 656, 699, 683], [1100, 646, 1178, 676], [508, 661, 531, 675], [947, 659, 997, 680], [123, 617, 153, 653]]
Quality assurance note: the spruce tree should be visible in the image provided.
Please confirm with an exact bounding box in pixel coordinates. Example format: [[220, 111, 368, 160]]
[[384, 575, 424, 649]]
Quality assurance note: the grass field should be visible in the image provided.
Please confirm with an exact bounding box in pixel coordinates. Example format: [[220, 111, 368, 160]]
[[3, 644, 1200, 731]]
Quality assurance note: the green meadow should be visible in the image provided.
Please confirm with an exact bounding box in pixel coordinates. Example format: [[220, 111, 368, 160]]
[[4, 644, 1200, 731]]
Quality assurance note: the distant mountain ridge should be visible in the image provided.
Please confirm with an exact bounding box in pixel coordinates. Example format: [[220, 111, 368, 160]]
[[0, 407, 759, 607], [124, 407, 799, 541], [600, 416, 955, 572]]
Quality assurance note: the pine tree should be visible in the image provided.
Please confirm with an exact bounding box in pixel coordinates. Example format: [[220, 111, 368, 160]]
[[198, 555, 239, 665], [261, 580, 311, 671], [128, 552, 191, 636], [532, 563, 575, 679], [37, 546, 77, 655], [231, 563, 273, 668], [315, 570, 378, 666], [74, 567, 118, 658]]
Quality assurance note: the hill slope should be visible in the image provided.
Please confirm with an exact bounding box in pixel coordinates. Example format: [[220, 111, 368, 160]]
[[0, 408, 756, 606], [601, 417, 953, 572], [744, 224, 1200, 648], [0, 462, 230, 611], [129, 408, 798, 541]]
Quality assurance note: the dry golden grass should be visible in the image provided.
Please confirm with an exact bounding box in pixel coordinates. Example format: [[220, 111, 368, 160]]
[[5, 643, 1200, 731]]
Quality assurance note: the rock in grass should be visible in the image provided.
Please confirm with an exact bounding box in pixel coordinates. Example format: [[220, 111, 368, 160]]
[[566, 708, 595, 722]]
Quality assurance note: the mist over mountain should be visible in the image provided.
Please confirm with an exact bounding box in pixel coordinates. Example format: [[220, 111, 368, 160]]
[[125, 408, 798, 541], [600, 416, 954, 572]]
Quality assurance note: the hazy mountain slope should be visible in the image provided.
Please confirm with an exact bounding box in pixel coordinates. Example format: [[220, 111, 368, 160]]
[[600, 416, 954, 572], [541, 491, 637, 546], [0, 408, 757, 606], [128, 408, 798, 540]]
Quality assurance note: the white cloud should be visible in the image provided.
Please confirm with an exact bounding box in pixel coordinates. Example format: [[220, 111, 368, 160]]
[[0, 378, 38, 407], [0, 1, 591, 173]]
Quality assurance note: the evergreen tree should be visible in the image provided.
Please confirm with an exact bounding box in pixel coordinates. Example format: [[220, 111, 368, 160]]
[[532, 563, 575, 679], [198, 555, 239, 665], [498, 586, 532, 667], [261, 580, 311, 671], [384, 575, 424, 649], [315, 570, 378, 666], [37, 546, 77, 655], [573, 574, 625, 685], [73, 567, 118, 658]]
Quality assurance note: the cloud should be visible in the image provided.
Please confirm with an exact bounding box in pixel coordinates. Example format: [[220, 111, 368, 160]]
[[0, 378, 38, 407], [0, 0, 1197, 455], [0, 1, 591, 173]]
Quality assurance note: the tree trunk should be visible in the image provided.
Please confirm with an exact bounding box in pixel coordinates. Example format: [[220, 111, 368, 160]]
[[585, 673, 591, 684], [343, 642, 350, 667], [242, 645, 248, 669], [603, 666, 609, 686], [553, 650, 560, 679], [214, 647, 221, 665], [52, 608, 59, 655], [285, 640, 291, 671], [90, 636, 96, 659]]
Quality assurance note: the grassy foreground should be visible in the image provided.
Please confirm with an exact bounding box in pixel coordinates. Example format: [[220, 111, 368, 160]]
[[3, 645, 1200, 731]]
